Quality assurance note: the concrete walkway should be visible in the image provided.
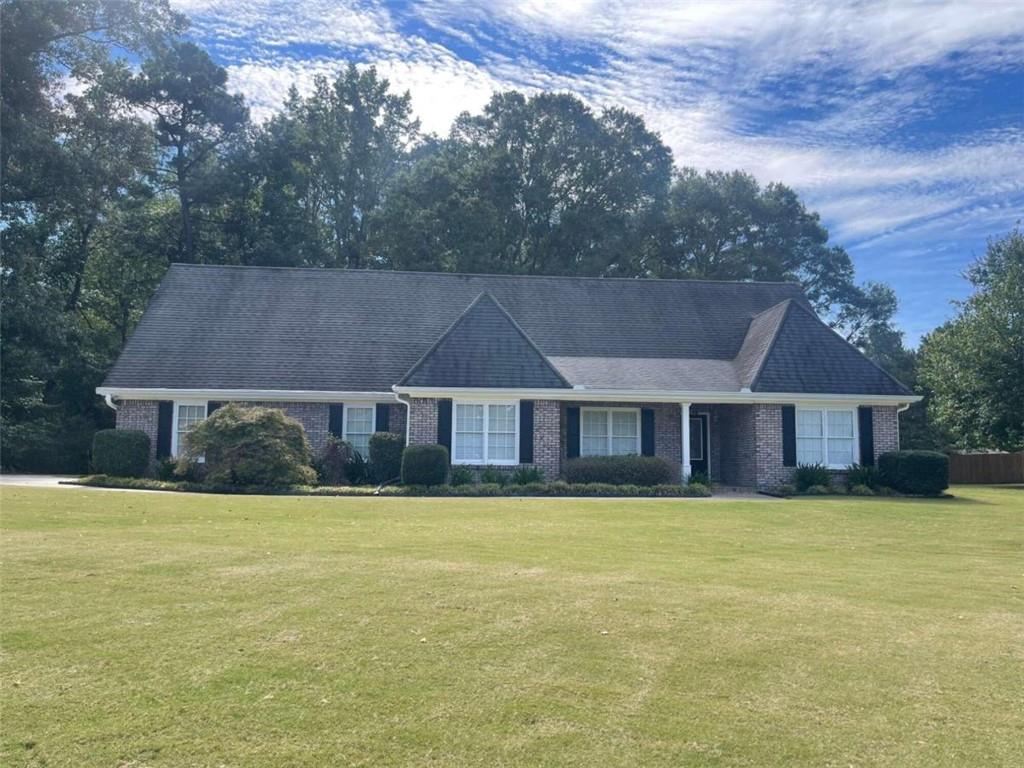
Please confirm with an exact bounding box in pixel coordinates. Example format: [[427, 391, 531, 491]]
[[0, 474, 78, 488]]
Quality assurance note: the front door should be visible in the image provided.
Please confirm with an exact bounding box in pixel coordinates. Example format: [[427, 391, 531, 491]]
[[689, 414, 709, 478]]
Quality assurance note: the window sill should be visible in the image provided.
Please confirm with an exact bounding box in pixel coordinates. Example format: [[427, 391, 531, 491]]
[[451, 459, 520, 467]]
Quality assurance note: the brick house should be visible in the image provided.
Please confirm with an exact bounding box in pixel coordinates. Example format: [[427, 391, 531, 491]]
[[98, 265, 918, 489]]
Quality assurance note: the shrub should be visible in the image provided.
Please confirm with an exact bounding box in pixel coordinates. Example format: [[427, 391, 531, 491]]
[[803, 484, 831, 495], [776, 484, 797, 497], [793, 463, 831, 492], [878, 450, 949, 495], [845, 464, 879, 490], [688, 470, 710, 486], [179, 403, 316, 486], [564, 455, 674, 486], [512, 466, 545, 484], [679, 482, 712, 497], [401, 444, 448, 486], [346, 451, 371, 485], [91, 429, 150, 477], [369, 432, 404, 483], [480, 466, 510, 486], [849, 483, 875, 496], [449, 465, 474, 486], [315, 437, 354, 485]]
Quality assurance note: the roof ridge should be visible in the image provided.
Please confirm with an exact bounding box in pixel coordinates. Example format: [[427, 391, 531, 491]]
[[743, 300, 794, 390], [167, 262, 805, 288]]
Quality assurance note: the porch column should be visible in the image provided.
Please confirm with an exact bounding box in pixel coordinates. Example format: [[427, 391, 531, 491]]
[[680, 402, 691, 482]]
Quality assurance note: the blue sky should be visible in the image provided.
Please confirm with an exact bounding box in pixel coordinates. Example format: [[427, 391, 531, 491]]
[[173, 0, 1024, 344]]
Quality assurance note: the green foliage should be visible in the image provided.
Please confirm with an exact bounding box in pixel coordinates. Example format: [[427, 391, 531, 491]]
[[918, 229, 1024, 452], [688, 471, 710, 486], [480, 467, 510, 486], [180, 404, 316, 486], [845, 464, 880, 490], [849, 484, 876, 496], [793, 464, 832, 492], [511, 467, 545, 484], [345, 451, 372, 486], [803, 485, 832, 495], [368, 432, 404, 483], [449, 465, 474, 486], [564, 456, 675, 486], [878, 451, 949, 496], [401, 444, 448, 486], [315, 436, 354, 485], [90, 429, 150, 477], [776, 484, 797, 497]]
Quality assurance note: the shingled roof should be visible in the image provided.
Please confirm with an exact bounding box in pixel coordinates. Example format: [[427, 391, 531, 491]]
[[101, 264, 911, 396]]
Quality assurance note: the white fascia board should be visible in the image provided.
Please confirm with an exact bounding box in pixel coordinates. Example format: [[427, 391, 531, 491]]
[[96, 387, 399, 403], [391, 386, 921, 406]]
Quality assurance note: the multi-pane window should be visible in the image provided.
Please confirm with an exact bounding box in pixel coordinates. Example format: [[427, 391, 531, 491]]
[[173, 403, 207, 456], [453, 402, 518, 465], [580, 408, 639, 457], [344, 406, 375, 458], [797, 408, 856, 468]]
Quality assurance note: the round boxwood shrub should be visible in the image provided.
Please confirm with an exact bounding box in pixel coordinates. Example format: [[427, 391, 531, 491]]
[[369, 432, 405, 483], [878, 450, 949, 495], [401, 444, 449, 486], [563, 455, 674, 486], [91, 429, 150, 477], [180, 404, 316, 486]]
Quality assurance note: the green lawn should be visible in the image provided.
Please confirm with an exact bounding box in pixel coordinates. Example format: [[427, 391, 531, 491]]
[[2, 487, 1021, 767]]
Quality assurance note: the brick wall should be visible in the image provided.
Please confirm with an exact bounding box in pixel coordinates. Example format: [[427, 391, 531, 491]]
[[872, 406, 899, 461], [753, 403, 790, 489], [715, 405, 757, 487], [406, 397, 561, 481], [115, 399, 404, 458], [116, 400, 160, 460]]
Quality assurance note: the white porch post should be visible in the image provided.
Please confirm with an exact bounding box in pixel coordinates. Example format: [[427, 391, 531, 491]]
[[680, 402, 691, 483]]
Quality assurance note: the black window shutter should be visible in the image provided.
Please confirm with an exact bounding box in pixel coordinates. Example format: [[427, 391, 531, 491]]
[[782, 405, 797, 467], [519, 400, 534, 464], [328, 404, 344, 438], [641, 408, 655, 456], [375, 403, 390, 433], [437, 399, 452, 453], [156, 401, 173, 459], [858, 406, 875, 466], [566, 407, 581, 459], [207, 401, 223, 415]]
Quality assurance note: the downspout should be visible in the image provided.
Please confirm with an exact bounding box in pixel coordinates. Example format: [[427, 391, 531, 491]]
[[103, 393, 118, 411], [394, 391, 412, 447], [896, 401, 912, 449]]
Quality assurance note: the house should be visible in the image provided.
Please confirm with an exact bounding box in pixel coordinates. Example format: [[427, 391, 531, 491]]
[[98, 264, 919, 489]]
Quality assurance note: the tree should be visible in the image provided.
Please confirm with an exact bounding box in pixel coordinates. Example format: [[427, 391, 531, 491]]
[[122, 41, 248, 261], [246, 66, 419, 268], [918, 229, 1024, 451], [656, 169, 897, 345], [375, 91, 672, 276]]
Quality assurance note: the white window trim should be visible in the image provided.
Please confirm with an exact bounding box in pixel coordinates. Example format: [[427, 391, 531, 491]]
[[796, 406, 859, 470], [342, 402, 377, 457], [171, 399, 208, 457], [580, 407, 642, 457], [451, 400, 520, 466]]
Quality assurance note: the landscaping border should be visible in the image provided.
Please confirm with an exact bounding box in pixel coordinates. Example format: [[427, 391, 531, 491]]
[[69, 475, 712, 498]]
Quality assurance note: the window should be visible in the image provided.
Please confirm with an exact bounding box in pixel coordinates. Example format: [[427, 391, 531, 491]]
[[580, 408, 640, 457], [344, 405, 376, 458], [452, 402, 518, 465], [796, 407, 856, 469], [172, 402, 207, 456]]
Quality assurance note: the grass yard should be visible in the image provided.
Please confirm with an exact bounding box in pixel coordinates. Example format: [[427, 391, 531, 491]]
[[2, 486, 1022, 767]]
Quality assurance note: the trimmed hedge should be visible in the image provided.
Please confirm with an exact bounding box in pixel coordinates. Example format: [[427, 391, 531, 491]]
[[369, 432, 404, 483], [91, 429, 150, 477], [401, 444, 448, 486], [564, 455, 674, 486], [72, 475, 712, 498], [878, 450, 949, 496]]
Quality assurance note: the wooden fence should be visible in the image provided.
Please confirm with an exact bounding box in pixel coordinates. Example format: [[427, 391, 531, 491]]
[[949, 452, 1024, 484]]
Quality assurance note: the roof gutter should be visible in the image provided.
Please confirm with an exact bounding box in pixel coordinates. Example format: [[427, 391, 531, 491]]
[[96, 387, 399, 403], [391, 385, 921, 406]]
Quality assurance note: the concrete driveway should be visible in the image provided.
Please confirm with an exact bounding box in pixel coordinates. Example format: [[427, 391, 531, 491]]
[[0, 474, 78, 488]]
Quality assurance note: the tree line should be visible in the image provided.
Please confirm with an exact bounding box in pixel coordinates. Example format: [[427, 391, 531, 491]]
[[2, 0, 1017, 471]]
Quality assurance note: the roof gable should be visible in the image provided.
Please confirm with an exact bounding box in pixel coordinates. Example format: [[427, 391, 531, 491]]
[[751, 301, 912, 396], [399, 292, 571, 388], [734, 300, 792, 389]]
